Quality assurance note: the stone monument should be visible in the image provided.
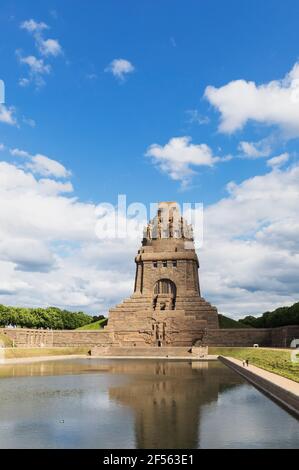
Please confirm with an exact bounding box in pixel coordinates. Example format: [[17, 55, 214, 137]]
[[104, 202, 219, 347]]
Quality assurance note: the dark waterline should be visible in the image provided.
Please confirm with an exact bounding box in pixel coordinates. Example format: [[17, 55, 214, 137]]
[[0, 358, 298, 449]]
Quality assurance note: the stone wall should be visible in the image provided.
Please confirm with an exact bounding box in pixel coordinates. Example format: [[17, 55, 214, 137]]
[[207, 328, 272, 347], [207, 326, 299, 347], [0, 328, 112, 348], [1, 325, 298, 349], [271, 325, 299, 348]]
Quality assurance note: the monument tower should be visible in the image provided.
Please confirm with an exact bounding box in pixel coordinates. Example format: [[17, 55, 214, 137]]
[[105, 202, 219, 347]]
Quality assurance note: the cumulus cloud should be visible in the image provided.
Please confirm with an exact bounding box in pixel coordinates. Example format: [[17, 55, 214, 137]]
[[37, 38, 62, 57], [18, 18, 62, 87], [10, 147, 31, 158], [0, 147, 298, 316], [0, 239, 56, 273], [238, 139, 272, 158], [19, 54, 51, 75], [146, 136, 221, 187], [0, 104, 17, 126], [267, 153, 289, 169], [20, 19, 49, 33], [205, 62, 299, 137], [9, 147, 70, 178], [200, 163, 299, 316], [17, 53, 51, 87], [0, 158, 137, 312], [27, 154, 71, 178], [105, 58, 135, 80]]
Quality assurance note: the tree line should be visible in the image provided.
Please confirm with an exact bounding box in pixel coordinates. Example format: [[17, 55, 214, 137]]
[[0, 305, 103, 330], [239, 302, 299, 328], [1, 301, 298, 331]]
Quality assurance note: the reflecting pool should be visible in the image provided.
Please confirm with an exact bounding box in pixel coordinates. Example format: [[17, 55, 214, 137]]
[[0, 358, 298, 448]]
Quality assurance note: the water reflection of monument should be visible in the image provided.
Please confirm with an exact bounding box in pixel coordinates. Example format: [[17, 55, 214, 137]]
[[108, 361, 243, 449]]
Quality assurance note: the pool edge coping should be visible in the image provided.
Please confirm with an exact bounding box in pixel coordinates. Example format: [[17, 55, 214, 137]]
[[219, 356, 299, 419]]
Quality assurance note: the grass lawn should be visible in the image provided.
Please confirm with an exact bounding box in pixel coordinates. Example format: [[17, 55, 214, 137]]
[[76, 319, 107, 330], [210, 347, 299, 383], [4, 347, 90, 359]]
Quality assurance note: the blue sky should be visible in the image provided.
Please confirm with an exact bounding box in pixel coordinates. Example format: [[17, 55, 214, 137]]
[[0, 1, 299, 317]]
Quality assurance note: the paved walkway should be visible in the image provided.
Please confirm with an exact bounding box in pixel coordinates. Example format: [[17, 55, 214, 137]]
[[0, 354, 86, 365], [223, 357, 299, 396]]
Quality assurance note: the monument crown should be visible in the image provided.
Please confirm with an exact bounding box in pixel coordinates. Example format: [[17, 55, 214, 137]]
[[143, 201, 194, 242]]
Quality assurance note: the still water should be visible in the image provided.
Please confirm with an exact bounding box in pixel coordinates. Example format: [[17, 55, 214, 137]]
[[0, 358, 298, 449]]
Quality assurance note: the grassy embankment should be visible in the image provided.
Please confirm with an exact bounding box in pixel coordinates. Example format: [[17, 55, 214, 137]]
[[0, 333, 13, 347], [210, 347, 299, 383], [218, 314, 250, 329], [76, 318, 107, 330], [3, 347, 90, 359]]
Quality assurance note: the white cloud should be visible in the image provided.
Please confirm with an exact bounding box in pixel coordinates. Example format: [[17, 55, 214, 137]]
[[0, 239, 56, 273], [205, 62, 299, 136], [10, 148, 31, 158], [0, 149, 298, 316], [9, 147, 70, 179], [38, 38, 62, 57], [19, 54, 51, 76], [146, 136, 220, 186], [0, 143, 5, 151], [19, 77, 30, 87], [238, 140, 272, 158], [267, 153, 289, 169], [0, 159, 136, 312], [185, 109, 210, 125], [0, 104, 17, 126], [105, 58, 135, 80], [18, 18, 62, 87], [20, 19, 49, 33], [200, 163, 299, 316], [27, 154, 71, 178], [0, 161, 72, 196]]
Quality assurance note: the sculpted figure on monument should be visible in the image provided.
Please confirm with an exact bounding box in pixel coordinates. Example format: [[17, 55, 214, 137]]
[[146, 222, 152, 239], [157, 219, 162, 239], [169, 216, 174, 238], [180, 217, 185, 239]]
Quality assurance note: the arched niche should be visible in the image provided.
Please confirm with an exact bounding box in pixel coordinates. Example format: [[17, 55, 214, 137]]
[[153, 279, 176, 311]]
